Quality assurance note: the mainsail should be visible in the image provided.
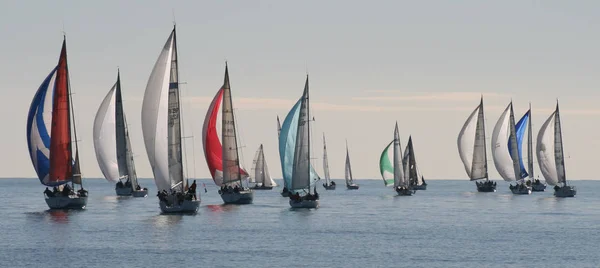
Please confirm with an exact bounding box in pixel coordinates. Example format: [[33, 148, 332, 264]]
[[393, 123, 405, 187], [491, 102, 521, 182], [141, 27, 185, 193], [93, 71, 138, 189], [536, 102, 567, 186], [379, 141, 394, 186], [202, 66, 249, 187], [323, 134, 332, 185], [403, 136, 421, 186], [27, 37, 80, 187], [457, 97, 488, 181], [345, 141, 354, 186], [221, 64, 244, 186]]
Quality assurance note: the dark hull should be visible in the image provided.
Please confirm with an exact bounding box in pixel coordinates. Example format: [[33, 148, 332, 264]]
[[253, 186, 273, 190], [476, 182, 496, 192]]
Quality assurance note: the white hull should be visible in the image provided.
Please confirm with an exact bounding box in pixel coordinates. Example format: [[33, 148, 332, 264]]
[[159, 199, 200, 213], [554, 185, 576, 197], [289, 199, 319, 209], [132, 189, 148, 197], [45, 195, 87, 210], [532, 183, 546, 192], [115, 187, 132, 196], [510, 185, 532, 195], [220, 190, 254, 204]]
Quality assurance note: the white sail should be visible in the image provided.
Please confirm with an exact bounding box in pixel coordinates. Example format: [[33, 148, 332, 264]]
[[345, 142, 353, 186], [93, 82, 119, 183], [536, 103, 567, 186], [250, 147, 260, 184], [141, 29, 184, 192], [291, 77, 312, 190], [323, 134, 331, 185], [393, 123, 405, 187], [457, 98, 488, 180], [491, 103, 520, 182], [221, 65, 242, 185], [527, 107, 534, 179]]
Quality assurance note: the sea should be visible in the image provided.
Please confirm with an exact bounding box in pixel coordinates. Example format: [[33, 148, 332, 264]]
[[1, 178, 599, 268]]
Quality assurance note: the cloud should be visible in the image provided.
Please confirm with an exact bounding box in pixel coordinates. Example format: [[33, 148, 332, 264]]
[[352, 91, 507, 102]]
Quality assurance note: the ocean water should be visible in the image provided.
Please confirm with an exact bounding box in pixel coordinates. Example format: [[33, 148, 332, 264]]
[[1, 178, 599, 268]]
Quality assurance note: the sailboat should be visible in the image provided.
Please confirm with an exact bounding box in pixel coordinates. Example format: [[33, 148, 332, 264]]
[[345, 141, 359, 190], [141, 26, 200, 213], [288, 76, 320, 208], [392, 123, 414, 196], [203, 64, 254, 204], [27, 36, 88, 209], [516, 105, 547, 192], [403, 136, 427, 190], [93, 71, 147, 197], [492, 102, 531, 194], [251, 144, 277, 190], [536, 102, 576, 197], [322, 134, 336, 190], [457, 97, 496, 192]]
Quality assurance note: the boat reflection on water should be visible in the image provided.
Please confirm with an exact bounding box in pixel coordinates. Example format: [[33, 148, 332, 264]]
[[151, 214, 183, 228], [46, 209, 70, 223]]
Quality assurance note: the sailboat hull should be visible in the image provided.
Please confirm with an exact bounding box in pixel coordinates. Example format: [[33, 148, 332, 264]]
[[252, 185, 273, 190], [220, 190, 254, 204], [476, 182, 497, 192], [289, 199, 319, 209], [346, 184, 359, 190], [531, 183, 547, 192], [554, 185, 576, 197], [396, 188, 415, 196], [323, 183, 336, 190], [115, 187, 132, 196], [45, 195, 87, 210], [132, 189, 148, 197], [510, 185, 532, 195], [159, 199, 200, 213]]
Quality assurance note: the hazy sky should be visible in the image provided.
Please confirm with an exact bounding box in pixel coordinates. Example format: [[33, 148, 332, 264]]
[[2, 0, 600, 182]]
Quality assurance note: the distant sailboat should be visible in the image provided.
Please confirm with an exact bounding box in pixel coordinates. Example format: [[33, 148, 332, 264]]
[[141, 26, 199, 213], [27, 36, 88, 209], [379, 140, 394, 187], [288, 76, 320, 208], [251, 144, 277, 190], [93, 70, 147, 197], [536, 102, 576, 197], [516, 105, 546, 191], [322, 134, 336, 190], [345, 141, 359, 190], [457, 97, 496, 192], [204, 64, 254, 204], [277, 116, 282, 139], [392, 123, 414, 196], [491, 102, 531, 194], [403, 136, 427, 190]]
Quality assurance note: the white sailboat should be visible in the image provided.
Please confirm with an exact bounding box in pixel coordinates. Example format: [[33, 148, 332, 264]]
[[536, 102, 576, 197], [457, 97, 496, 192], [491, 102, 531, 194], [141, 26, 199, 213], [28, 36, 88, 209], [288, 76, 320, 208], [393, 122, 414, 196], [403, 136, 427, 190], [251, 144, 277, 190], [322, 134, 336, 190], [345, 141, 359, 190], [94, 71, 147, 197]]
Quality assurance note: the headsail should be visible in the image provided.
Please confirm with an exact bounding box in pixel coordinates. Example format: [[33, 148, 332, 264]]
[[515, 108, 531, 179], [141, 27, 185, 192], [27, 38, 79, 186], [457, 98, 488, 181], [491, 102, 521, 182], [536, 102, 566, 186], [379, 141, 394, 186], [323, 134, 331, 185]]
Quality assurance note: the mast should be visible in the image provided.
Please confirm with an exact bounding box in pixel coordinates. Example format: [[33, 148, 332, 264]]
[[260, 144, 265, 185], [527, 103, 534, 180], [323, 133, 330, 185]]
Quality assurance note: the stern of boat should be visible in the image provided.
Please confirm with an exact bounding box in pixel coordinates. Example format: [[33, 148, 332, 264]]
[[220, 190, 254, 204], [45, 195, 87, 210]]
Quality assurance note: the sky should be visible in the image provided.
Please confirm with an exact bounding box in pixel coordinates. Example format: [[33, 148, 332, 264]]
[[2, 0, 600, 182]]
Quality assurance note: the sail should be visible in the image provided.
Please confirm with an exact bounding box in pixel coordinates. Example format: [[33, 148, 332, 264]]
[[141, 28, 185, 192], [250, 146, 260, 184], [323, 134, 331, 185], [406, 136, 419, 186], [379, 141, 394, 186], [393, 123, 405, 187], [259, 145, 275, 187], [345, 143, 353, 186], [27, 39, 77, 186], [277, 116, 282, 139], [554, 103, 567, 184], [527, 106, 534, 179], [291, 77, 313, 190], [536, 110, 559, 185], [93, 80, 119, 183], [202, 68, 249, 187], [457, 98, 487, 181], [491, 103, 520, 182], [221, 65, 243, 185], [515, 110, 530, 178]]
